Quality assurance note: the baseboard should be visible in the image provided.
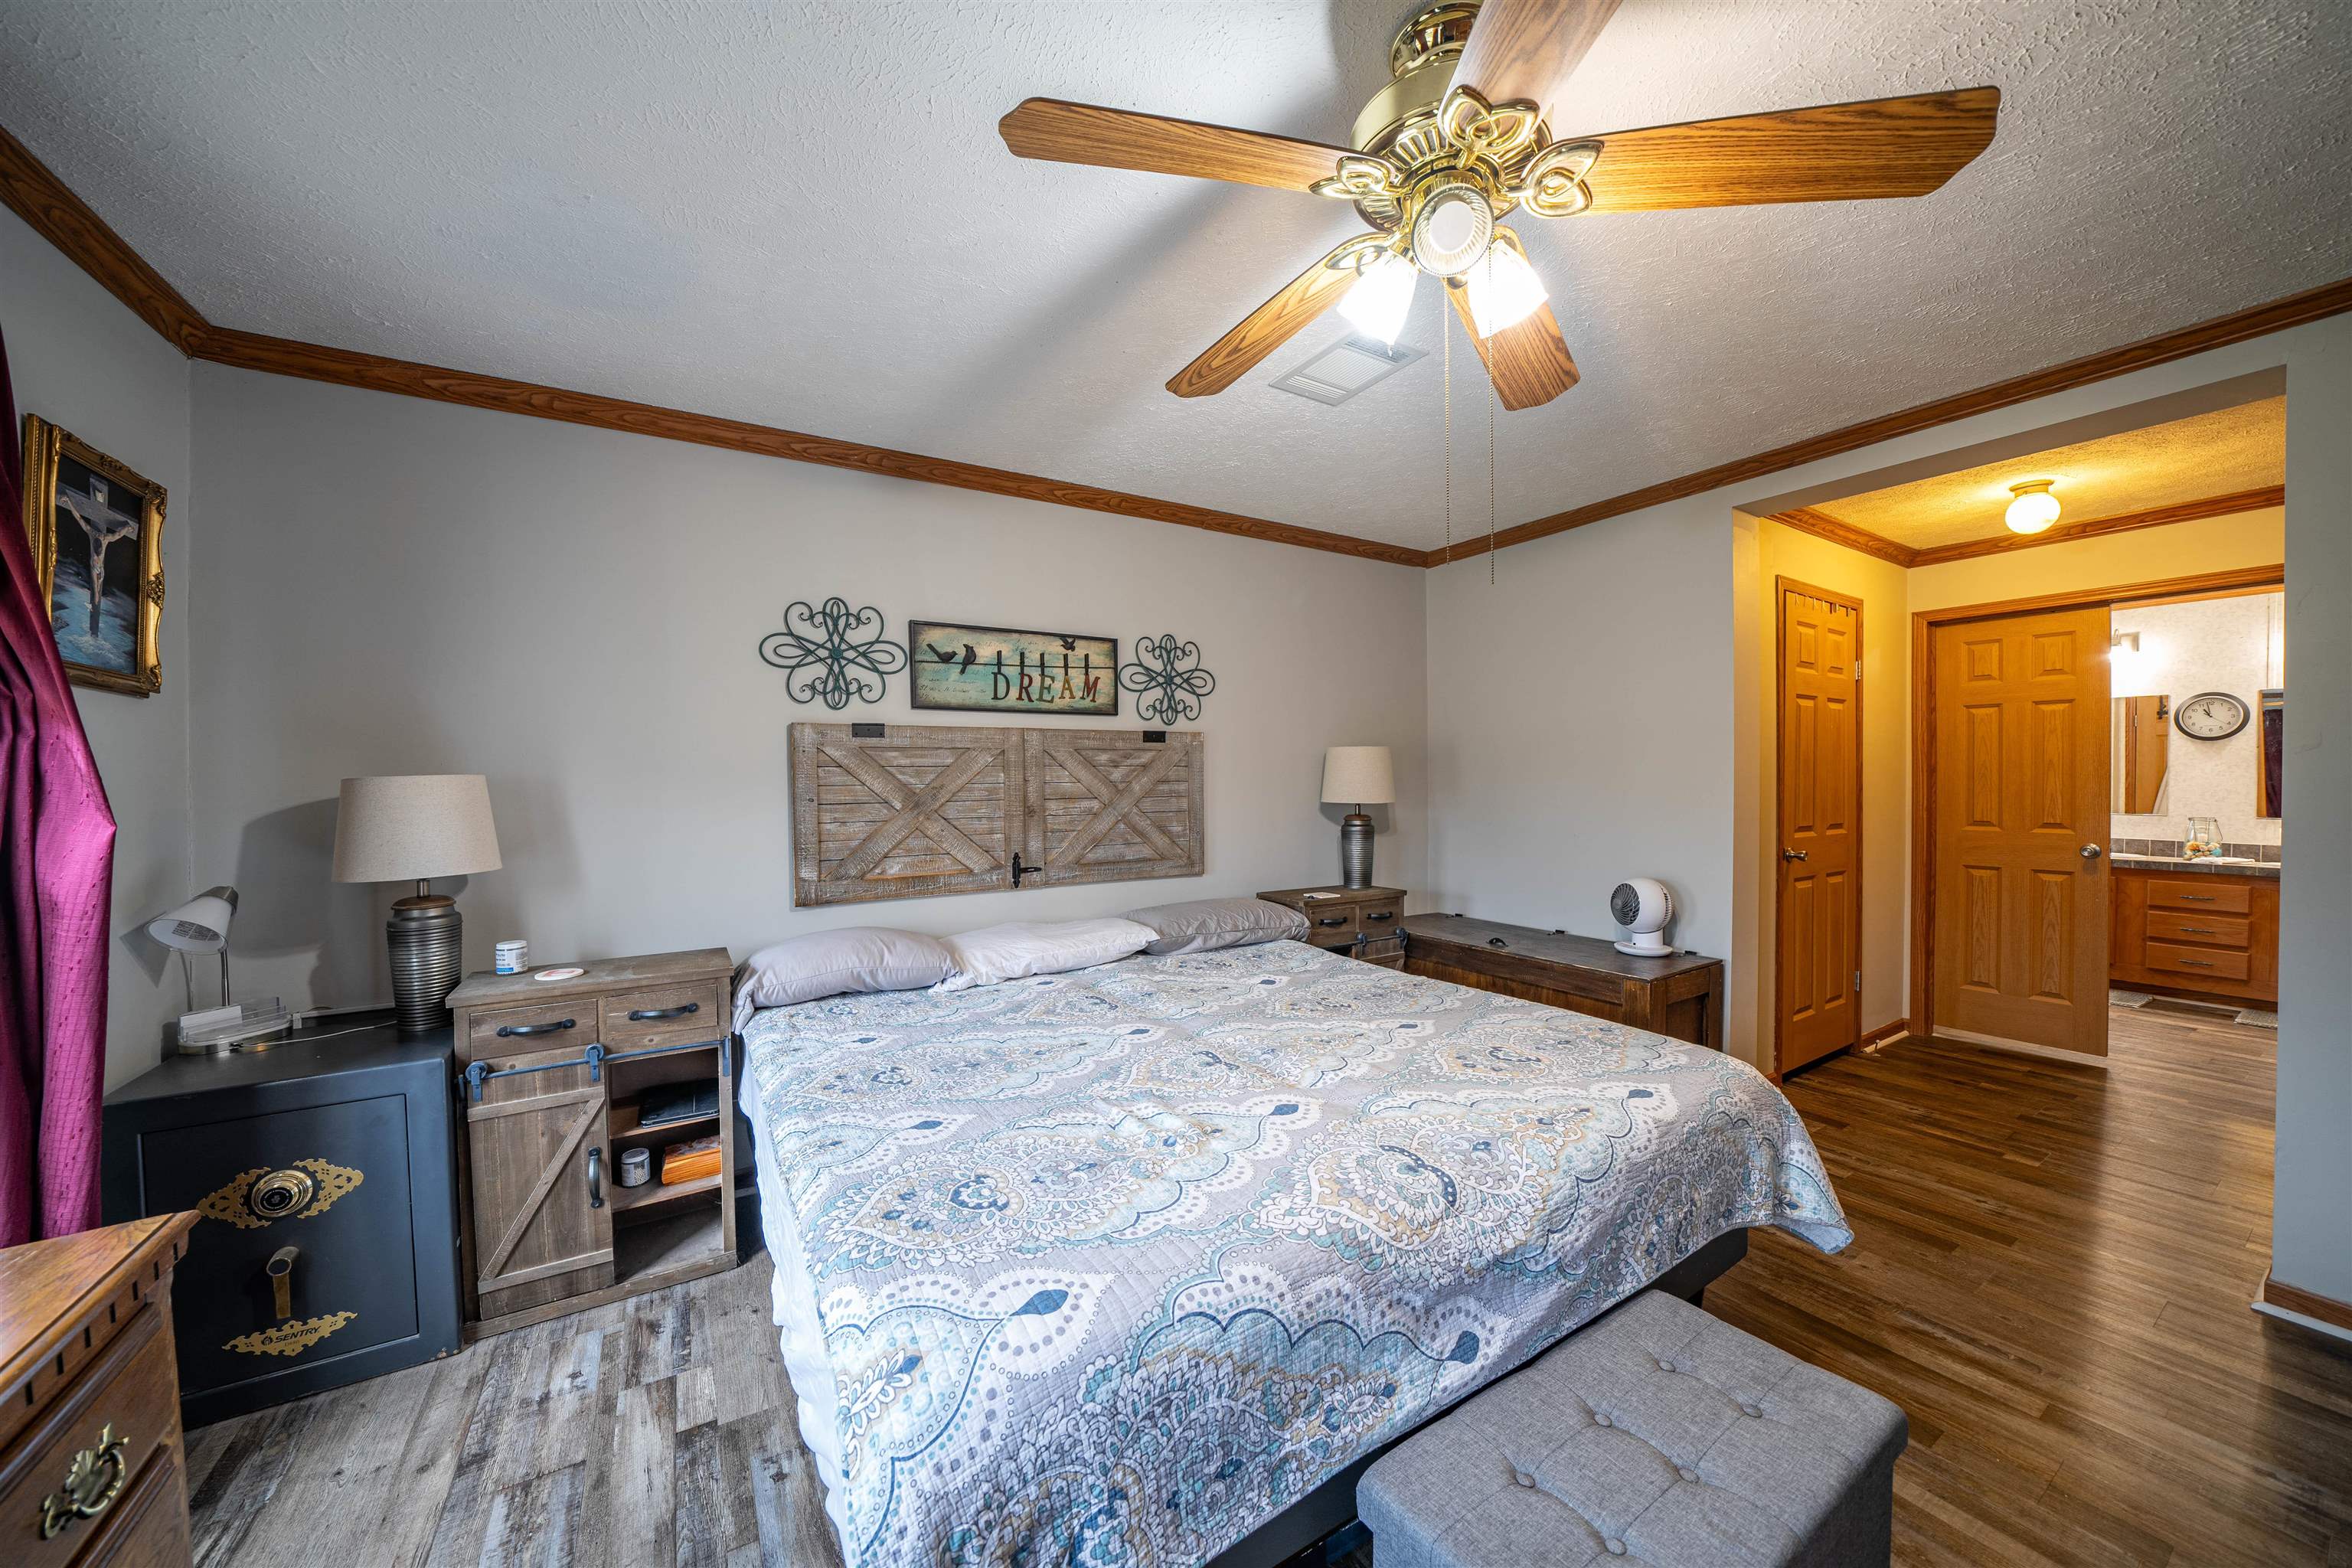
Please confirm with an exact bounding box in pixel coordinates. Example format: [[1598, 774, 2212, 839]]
[[1859, 1019, 1907, 1050], [2259, 1271, 2352, 1342], [1919, 1025, 2110, 1067]]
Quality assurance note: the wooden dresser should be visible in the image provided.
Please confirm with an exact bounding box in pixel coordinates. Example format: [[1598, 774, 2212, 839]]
[[1257, 885, 1408, 968], [0, 1213, 197, 1567], [2109, 863, 2279, 1005], [448, 949, 737, 1338], [1401, 913, 1726, 1050]]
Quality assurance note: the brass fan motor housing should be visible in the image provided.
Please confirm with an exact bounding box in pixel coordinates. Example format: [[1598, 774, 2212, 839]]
[[1351, 2, 1481, 155]]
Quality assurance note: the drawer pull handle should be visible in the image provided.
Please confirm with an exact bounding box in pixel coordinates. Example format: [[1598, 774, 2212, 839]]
[[1318, 916, 1348, 928], [2175, 894, 2216, 903], [2178, 926, 2217, 935], [1366, 911, 1395, 922], [628, 1002, 700, 1021], [497, 1017, 577, 1037], [2177, 959, 2215, 968], [38, 1423, 128, 1540], [587, 1145, 604, 1209]]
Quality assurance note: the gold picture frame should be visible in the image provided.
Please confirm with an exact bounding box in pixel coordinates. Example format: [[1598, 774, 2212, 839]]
[[20, 414, 166, 697]]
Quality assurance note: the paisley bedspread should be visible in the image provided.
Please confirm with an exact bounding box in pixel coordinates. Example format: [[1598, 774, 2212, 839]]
[[738, 939, 1850, 1568]]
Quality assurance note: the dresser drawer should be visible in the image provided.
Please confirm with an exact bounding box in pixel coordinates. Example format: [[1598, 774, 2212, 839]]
[[2145, 942, 2252, 983], [1300, 902, 1359, 945], [2145, 878, 2252, 915], [2145, 910, 2250, 949], [0, 1304, 178, 1568], [601, 982, 724, 1050], [469, 998, 596, 1050]]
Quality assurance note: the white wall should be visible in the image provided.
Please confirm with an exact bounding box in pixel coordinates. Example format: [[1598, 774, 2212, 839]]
[[1, 207, 194, 1092], [187, 365, 1429, 1013], [2109, 591, 2283, 847]]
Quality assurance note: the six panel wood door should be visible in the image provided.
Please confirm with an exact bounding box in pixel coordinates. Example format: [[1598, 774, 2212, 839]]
[[466, 1044, 614, 1319], [791, 724, 1023, 906], [1777, 582, 1861, 1073], [1929, 606, 2111, 1056], [1022, 729, 1204, 888]]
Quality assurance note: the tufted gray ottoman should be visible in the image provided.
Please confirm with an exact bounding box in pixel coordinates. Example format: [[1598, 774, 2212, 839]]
[[1357, 1290, 1906, 1567]]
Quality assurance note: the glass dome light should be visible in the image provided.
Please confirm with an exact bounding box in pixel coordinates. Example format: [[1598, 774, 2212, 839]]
[[2004, 479, 2060, 534]]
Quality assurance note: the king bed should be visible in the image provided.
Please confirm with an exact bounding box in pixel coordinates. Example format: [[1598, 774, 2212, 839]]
[[738, 937, 1851, 1568]]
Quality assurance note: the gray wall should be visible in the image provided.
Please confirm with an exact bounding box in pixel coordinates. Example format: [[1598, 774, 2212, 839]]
[[2, 207, 194, 1091], [186, 365, 1429, 1012]]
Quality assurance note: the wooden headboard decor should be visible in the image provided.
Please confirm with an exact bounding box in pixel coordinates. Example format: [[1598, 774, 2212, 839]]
[[789, 722, 1204, 906]]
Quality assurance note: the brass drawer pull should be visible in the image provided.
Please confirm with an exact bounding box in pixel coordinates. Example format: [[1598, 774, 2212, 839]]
[[1318, 916, 1348, 928], [38, 1423, 128, 1540], [627, 1002, 699, 1021], [496, 1017, 577, 1037]]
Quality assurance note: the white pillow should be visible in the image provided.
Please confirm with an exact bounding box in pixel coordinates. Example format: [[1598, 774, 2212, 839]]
[[733, 927, 956, 1027], [936, 918, 1156, 991], [1124, 897, 1312, 956]]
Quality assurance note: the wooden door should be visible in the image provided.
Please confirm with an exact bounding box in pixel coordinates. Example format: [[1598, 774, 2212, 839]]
[[466, 1044, 613, 1318], [1929, 606, 2111, 1055], [1776, 580, 1862, 1073], [1021, 729, 1204, 888], [790, 723, 1024, 906]]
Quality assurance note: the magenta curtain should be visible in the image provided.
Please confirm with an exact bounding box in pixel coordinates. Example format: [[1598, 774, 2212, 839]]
[[0, 324, 118, 1245]]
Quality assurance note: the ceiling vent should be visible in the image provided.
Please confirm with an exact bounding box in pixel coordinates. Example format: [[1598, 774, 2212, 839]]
[[1269, 335, 1424, 407]]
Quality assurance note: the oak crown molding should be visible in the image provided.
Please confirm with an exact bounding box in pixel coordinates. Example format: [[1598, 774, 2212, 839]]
[[6, 119, 2347, 573], [1765, 484, 2285, 570]]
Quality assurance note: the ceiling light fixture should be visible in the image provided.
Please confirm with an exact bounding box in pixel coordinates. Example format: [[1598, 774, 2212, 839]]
[[1465, 234, 1547, 338], [1338, 250, 1419, 344], [2004, 479, 2060, 534]]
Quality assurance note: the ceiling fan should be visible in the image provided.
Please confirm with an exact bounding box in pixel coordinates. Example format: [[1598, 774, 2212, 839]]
[[999, 0, 1999, 412]]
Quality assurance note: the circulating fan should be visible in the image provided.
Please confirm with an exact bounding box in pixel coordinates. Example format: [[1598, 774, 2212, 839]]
[[999, 0, 1999, 410]]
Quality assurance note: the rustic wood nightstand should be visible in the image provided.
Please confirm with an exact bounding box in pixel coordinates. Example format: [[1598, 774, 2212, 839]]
[[1256, 884, 1409, 969]]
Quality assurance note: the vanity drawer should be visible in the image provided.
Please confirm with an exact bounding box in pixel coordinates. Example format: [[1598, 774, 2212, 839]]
[[601, 983, 724, 1050], [468, 998, 595, 1051], [2146, 910, 2250, 949], [1301, 903, 1359, 945], [2145, 942, 2252, 983], [2145, 879, 2252, 915], [0, 1302, 178, 1568]]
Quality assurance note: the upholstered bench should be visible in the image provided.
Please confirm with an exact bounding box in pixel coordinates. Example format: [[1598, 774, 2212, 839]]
[[1358, 1290, 1907, 1567]]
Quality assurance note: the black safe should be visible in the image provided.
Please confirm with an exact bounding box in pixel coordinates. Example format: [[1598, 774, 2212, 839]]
[[102, 1013, 462, 1427]]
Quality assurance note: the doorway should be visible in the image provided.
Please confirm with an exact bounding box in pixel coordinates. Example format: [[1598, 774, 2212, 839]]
[[1773, 578, 1864, 1074]]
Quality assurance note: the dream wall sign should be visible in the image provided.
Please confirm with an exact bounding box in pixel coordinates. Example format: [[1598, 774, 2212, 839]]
[[909, 621, 1118, 716]]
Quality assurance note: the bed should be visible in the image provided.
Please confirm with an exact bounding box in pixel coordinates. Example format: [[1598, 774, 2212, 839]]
[[738, 937, 1851, 1568]]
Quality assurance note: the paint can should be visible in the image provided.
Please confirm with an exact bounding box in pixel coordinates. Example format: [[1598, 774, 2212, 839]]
[[619, 1147, 652, 1187]]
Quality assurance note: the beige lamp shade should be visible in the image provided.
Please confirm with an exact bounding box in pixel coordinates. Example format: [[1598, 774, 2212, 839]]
[[1321, 746, 1396, 806], [332, 774, 502, 884]]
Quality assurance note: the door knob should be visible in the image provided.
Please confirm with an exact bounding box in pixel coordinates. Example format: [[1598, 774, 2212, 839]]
[[2079, 843, 2103, 860], [1781, 848, 1808, 862], [266, 1245, 299, 1320]]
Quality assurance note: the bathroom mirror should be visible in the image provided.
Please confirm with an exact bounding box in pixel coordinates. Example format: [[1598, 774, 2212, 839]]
[[2112, 694, 2170, 814], [2257, 688, 2283, 818]]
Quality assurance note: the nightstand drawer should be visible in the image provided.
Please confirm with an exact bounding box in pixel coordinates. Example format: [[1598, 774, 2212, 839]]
[[601, 983, 724, 1050], [2146, 942, 2251, 982], [469, 998, 595, 1050], [0, 1303, 176, 1568], [2145, 910, 2250, 949], [1301, 903, 1359, 944]]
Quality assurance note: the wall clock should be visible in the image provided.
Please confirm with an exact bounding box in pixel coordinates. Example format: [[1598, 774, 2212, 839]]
[[2174, 691, 2249, 740]]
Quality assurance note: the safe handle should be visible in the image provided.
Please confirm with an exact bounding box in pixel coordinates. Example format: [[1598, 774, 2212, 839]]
[[266, 1244, 299, 1320], [627, 1002, 700, 1021], [496, 1017, 577, 1038], [586, 1146, 603, 1210]]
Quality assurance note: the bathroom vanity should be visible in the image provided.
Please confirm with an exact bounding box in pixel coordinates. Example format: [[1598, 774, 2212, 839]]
[[2109, 857, 2279, 1006]]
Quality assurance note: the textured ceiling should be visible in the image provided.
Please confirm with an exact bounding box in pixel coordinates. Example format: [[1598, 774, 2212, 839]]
[[1820, 396, 2286, 549], [1, 2, 2348, 552]]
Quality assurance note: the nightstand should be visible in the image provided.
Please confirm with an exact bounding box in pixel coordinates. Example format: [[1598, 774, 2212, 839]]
[[100, 1014, 461, 1427], [1257, 884, 1408, 968]]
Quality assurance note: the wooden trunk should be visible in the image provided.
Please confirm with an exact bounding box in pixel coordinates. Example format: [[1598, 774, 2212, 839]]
[[1401, 913, 1725, 1050]]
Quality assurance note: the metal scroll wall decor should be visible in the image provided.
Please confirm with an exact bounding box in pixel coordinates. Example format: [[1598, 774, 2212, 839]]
[[1119, 632, 1217, 724], [759, 597, 908, 709]]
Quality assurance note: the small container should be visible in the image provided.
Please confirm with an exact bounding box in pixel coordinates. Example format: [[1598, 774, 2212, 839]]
[[494, 939, 529, 975], [618, 1147, 652, 1187]]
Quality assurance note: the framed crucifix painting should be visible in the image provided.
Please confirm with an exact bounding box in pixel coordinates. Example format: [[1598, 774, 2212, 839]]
[[21, 415, 167, 696]]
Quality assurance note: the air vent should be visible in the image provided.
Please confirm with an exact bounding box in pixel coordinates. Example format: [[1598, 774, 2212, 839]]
[[1269, 335, 1424, 407]]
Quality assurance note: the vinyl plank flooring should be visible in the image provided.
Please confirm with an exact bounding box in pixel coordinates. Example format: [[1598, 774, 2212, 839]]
[[184, 1004, 2350, 1567]]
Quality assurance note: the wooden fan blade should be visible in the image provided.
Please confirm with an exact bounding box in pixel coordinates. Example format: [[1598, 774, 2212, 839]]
[[1571, 87, 2001, 213], [1167, 238, 1366, 397], [1453, 0, 1622, 119], [1445, 282, 1579, 412], [1000, 98, 1351, 192]]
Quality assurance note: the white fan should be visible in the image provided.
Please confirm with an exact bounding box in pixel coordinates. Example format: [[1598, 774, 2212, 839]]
[[1609, 878, 1675, 957]]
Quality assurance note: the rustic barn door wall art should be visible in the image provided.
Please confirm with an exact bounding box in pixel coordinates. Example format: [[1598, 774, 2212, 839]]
[[789, 723, 1202, 906]]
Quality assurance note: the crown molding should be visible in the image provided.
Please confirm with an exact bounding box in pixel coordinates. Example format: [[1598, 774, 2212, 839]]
[[8, 117, 2344, 576], [1762, 483, 2282, 571], [1765, 506, 1919, 567]]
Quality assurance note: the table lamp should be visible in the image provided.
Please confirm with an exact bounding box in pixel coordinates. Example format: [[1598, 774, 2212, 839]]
[[1321, 745, 1395, 890], [148, 886, 237, 1011], [333, 774, 501, 1035]]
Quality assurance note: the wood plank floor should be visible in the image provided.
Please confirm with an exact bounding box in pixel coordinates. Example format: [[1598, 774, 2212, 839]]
[[188, 1001, 2351, 1567]]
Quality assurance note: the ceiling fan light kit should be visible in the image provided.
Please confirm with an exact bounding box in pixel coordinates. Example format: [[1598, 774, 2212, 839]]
[[998, 0, 2000, 419]]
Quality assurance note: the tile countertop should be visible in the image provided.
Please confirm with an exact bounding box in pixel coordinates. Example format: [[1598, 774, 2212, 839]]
[[2110, 852, 2282, 879]]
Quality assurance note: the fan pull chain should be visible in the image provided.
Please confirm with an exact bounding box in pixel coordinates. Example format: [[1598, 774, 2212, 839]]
[[1441, 292, 1452, 566], [1488, 339, 1498, 585]]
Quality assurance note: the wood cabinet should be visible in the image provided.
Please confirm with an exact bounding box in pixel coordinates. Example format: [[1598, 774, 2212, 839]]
[[0, 1214, 196, 1568], [2109, 865, 2278, 1004], [449, 949, 737, 1338], [1400, 913, 1726, 1051], [1256, 884, 1408, 968]]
